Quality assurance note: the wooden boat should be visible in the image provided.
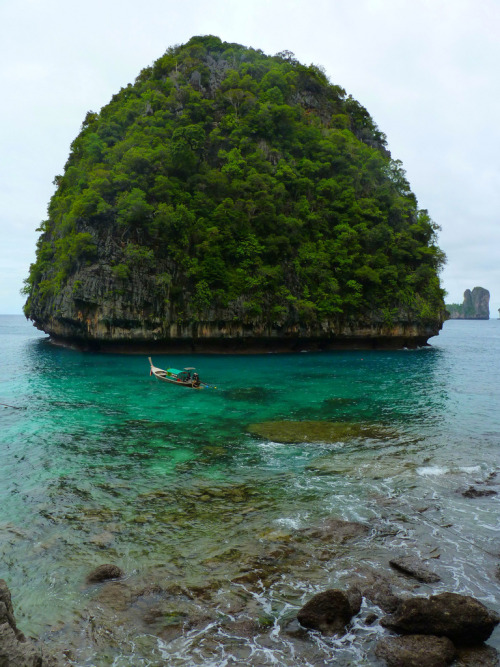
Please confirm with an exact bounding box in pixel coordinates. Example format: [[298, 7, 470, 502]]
[[148, 358, 203, 388]]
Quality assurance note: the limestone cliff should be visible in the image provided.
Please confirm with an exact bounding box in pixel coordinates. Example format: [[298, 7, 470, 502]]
[[24, 36, 446, 351], [446, 287, 490, 320]]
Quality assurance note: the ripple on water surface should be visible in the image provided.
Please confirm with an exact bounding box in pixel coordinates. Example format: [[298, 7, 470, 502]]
[[0, 317, 499, 664]]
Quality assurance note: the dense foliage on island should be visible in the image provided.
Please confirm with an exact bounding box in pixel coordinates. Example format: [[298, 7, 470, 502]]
[[23, 36, 446, 345]]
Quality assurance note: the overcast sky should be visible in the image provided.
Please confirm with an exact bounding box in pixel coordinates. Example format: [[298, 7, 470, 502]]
[[1, 0, 499, 315]]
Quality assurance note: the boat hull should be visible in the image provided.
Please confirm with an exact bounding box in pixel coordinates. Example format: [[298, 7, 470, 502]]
[[148, 358, 203, 388]]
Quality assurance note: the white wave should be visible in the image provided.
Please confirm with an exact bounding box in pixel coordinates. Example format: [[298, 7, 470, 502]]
[[275, 516, 303, 529], [416, 465, 449, 476]]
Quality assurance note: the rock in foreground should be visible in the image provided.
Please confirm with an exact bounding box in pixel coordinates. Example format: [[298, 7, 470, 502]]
[[297, 588, 361, 634], [381, 592, 499, 646], [0, 579, 60, 666], [375, 634, 455, 667]]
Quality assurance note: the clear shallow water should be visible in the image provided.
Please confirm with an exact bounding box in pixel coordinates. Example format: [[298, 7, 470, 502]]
[[0, 316, 499, 665]]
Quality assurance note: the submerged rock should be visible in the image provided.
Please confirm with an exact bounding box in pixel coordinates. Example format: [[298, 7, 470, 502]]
[[297, 588, 361, 634], [375, 634, 455, 667], [462, 486, 497, 498], [300, 518, 370, 543], [86, 563, 124, 584], [389, 555, 441, 583], [95, 582, 132, 612], [247, 420, 393, 444], [381, 592, 500, 645]]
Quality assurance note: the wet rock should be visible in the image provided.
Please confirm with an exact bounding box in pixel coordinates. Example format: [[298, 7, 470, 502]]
[[389, 556, 441, 583], [375, 634, 455, 666], [347, 569, 403, 614], [283, 617, 310, 639], [454, 644, 500, 666], [132, 584, 165, 599], [158, 612, 213, 642], [213, 591, 248, 615], [305, 456, 357, 475], [247, 420, 394, 444], [86, 563, 124, 583], [0, 579, 61, 665], [228, 544, 302, 590], [142, 607, 165, 625], [95, 582, 132, 612], [89, 531, 115, 547], [158, 622, 185, 643], [301, 518, 370, 543], [0, 579, 22, 640], [231, 570, 264, 586], [365, 612, 378, 625], [363, 582, 401, 614], [297, 587, 361, 634], [462, 486, 497, 498], [221, 619, 266, 638], [381, 592, 500, 645]]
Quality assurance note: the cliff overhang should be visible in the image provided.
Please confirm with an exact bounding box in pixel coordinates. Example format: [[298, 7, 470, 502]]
[[31, 312, 443, 353]]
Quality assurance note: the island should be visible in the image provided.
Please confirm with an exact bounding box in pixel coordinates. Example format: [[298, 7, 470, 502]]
[[446, 287, 490, 320], [23, 36, 446, 351]]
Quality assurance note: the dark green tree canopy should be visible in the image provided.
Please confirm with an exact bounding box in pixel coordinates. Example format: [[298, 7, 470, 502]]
[[24, 36, 445, 329]]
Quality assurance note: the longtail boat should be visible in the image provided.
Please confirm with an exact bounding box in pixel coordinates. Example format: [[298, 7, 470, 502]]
[[148, 357, 203, 388]]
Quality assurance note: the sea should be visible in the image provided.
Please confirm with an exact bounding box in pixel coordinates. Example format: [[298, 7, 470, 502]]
[[0, 314, 499, 666]]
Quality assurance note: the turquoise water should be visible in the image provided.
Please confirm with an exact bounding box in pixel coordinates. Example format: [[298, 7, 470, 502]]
[[0, 316, 499, 665]]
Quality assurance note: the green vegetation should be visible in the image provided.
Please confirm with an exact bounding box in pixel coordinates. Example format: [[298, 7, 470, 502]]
[[24, 36, 445, 328]]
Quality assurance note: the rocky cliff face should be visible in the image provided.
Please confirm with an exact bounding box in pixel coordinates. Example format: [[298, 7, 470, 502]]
[[446, 287, 490, 320], [29, 242, 444, 351]]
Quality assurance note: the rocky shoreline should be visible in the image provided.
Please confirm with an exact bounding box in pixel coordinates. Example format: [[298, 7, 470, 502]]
[[4, 510, 499, 666], [0, 579, 60, 666]]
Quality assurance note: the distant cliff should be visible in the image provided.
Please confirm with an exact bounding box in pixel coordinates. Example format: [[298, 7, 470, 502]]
[[24, 36, 446, 351], [446, 287, 490, 320]]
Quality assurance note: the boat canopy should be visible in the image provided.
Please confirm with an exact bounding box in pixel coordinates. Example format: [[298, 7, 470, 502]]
[[166, 368, 186, 376]]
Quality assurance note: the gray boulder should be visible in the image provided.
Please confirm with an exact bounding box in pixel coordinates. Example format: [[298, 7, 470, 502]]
[[381, 592, 499, 645], [375, 634, 455, 667], [297, 587, 361, 634]]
